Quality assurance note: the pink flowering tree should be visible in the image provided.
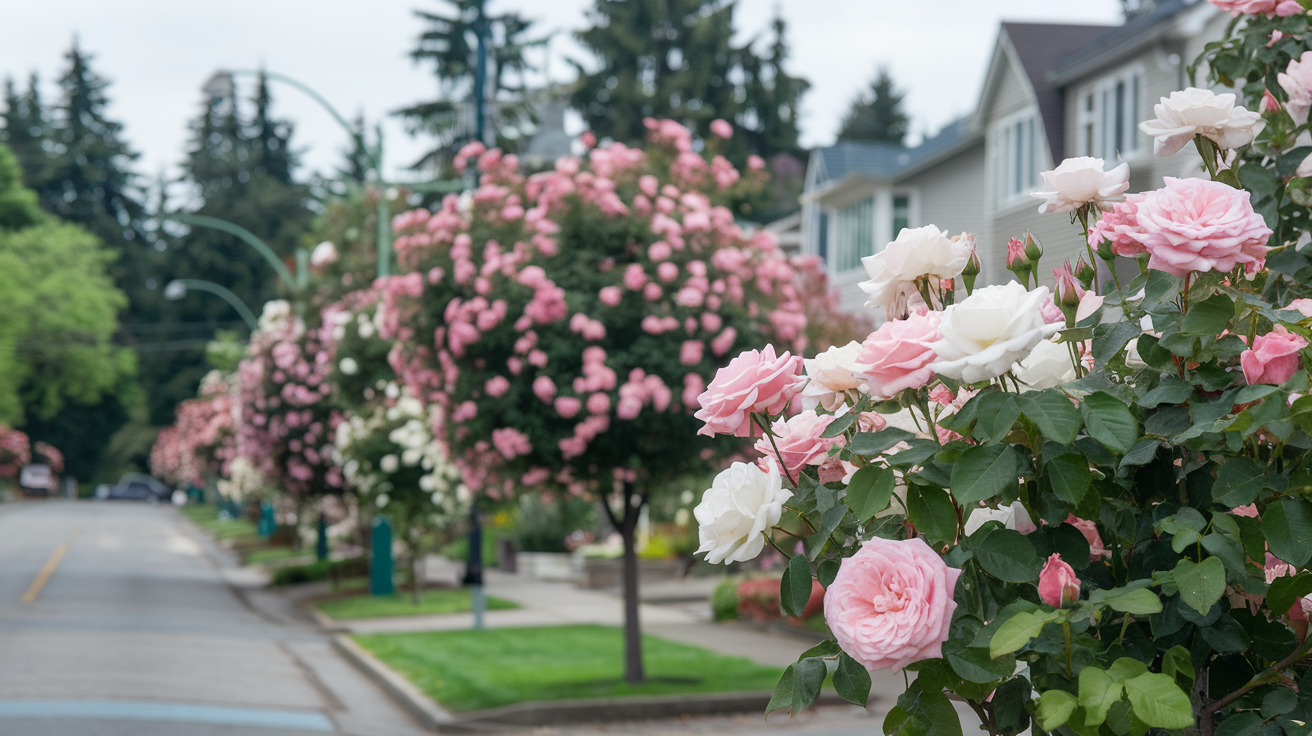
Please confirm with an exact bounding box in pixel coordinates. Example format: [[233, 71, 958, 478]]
[[150, 372, 236, 490], [232, 300, 345, 521], [0, 424, 30, 479], [689, 8, 1312, 734], [382, 121, 809, 682]]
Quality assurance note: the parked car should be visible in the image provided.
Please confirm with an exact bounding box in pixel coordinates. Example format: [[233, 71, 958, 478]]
[[99, 474, 171, 502]]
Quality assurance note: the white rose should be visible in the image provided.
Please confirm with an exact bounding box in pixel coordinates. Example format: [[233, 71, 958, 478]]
[[1279, 51, 1312, 126], [1124, 316, 1156, 369], [1013, 338, 1078, 391], [1030, 157, 1130, 214], [376, 493, 390, 509], [931, 283, 1062, 384], [1138, 88, 1263, 157], [799, 341, 869, 412], [419, 474, 436, 492], [380, 454, 399, 473], [310, 241, 338, 267], [964, 501, 1036, 536], [339, 357, 359, 376], [694, 461, 791, 565], [859, 225, 974, 319]]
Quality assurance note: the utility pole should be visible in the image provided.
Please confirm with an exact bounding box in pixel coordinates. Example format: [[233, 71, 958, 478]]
[[465, 0, 490, 631]]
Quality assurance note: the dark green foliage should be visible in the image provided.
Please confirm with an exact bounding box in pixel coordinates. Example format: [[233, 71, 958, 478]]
[[836, 66, 909, 144]]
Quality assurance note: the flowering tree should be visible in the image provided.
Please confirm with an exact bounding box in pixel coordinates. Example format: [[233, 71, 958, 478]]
[[149, 371, 236, 489], [691, 7, 1312, 734], [383, 121, 810, 682], [0, 424, 30, 479]]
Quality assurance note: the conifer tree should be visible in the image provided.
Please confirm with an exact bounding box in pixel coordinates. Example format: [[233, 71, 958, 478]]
[[836, 67, 910, 144], [0, 74, 53, 190]]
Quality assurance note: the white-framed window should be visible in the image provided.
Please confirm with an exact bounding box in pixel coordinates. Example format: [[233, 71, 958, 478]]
[[993, 109, 1042, 205], [1076, 66, 1144, 159], [831, 196, 875, 272], [892, 193, 911, 238]]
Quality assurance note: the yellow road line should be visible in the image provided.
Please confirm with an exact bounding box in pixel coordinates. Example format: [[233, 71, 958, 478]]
[[21, 543, 69, 604]]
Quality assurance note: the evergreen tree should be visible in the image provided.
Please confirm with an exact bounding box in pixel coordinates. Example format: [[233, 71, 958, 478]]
[[0, 74, 53, 190], [572, 0, 808, 161], [836, 67, 909, 144], [398, 0, 546, 172]]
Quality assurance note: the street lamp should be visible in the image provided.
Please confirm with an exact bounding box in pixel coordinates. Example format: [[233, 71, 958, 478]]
[[164, 279, 259, 331]]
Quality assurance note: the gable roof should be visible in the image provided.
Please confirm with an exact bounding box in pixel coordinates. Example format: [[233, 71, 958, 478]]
[[1053, 0, 1202, 84], [811, 117, 980, 188], [999, 22, 1117, 162]]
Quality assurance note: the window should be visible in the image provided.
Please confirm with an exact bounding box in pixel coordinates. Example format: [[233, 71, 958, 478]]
[[892, 195, 910, 237], [832, 197, 874, 272], [1077, 68, 1143, 159], [995, 111, 1041, 203]]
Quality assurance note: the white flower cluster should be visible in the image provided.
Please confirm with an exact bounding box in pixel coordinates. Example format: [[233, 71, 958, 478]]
[[217, 456, 264, 502]]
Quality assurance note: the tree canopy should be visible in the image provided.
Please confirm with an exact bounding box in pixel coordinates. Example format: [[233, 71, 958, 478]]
[[836, 66, 909, 144]]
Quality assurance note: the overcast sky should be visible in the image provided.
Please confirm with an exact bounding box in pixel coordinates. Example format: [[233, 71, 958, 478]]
[[0, 0, 1123, 183]]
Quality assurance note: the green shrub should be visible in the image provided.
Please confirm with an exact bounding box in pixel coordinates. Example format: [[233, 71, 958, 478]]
[[269, 556, 368, 586], [711, 575, 740, 621]]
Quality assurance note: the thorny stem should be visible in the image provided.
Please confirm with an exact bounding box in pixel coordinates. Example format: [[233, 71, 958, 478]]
[[1202, 636, 1312, 717], [965, 698, 1000, 736], [764, 532, 792, 558], [783, 506, 818, 534]]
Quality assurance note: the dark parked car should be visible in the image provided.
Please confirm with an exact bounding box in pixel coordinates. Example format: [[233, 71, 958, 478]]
[[97, 474, 171, 502]]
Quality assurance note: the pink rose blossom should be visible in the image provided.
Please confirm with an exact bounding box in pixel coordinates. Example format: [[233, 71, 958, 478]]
[[1210, 0, 1303, 18], [599, 286, 622, 307], [1038, 554, 1080, 608], [710, 119, 733, 138], [680, 340, 704, 365], [555, 397, 582, 419], [657, 262, 679, 283], [1241, 326, 1308, 385], [643, 283, 662, 301], [484, 376, 511, 397], [753, 411, 836, 478], [587, 393, 611, 415], [623, 264, 647, 290], [710, 327, 737, 356], [825, 537, 961, 672], [532, 376, 557, 403], [491, 427, 532, 459], [1067, 515, 1110, 562], [859, 311, 941, 398], [648, 241, 672, 261], [1115, 178, 1272, 277], [695, 345, 802, 437], [1286, 299, 1312, 318]]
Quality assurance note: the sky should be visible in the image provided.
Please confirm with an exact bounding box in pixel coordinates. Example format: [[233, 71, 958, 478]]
[[0, 0, 1124, 183]]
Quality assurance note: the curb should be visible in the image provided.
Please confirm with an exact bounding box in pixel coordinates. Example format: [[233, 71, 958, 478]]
[[332, 633, 860, 732]]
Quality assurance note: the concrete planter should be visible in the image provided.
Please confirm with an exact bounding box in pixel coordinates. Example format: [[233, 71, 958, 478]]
[[574, 556, 684, 589], [516, 551, 576, 582]]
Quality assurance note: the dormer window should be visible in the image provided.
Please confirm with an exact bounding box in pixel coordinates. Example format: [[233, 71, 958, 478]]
[[1076, 67, 1144, 159]]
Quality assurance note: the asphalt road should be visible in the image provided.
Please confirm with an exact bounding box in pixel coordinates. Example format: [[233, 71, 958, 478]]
[[0, 500, 429, 736]]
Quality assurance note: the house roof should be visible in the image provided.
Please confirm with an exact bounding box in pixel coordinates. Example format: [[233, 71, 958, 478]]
[[1053, 0, 1201, 84], [813, 117, 979, 187], [1000, 22, 1117, 163]]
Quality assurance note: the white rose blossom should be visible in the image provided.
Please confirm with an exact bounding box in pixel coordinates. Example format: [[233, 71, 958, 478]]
[[798, 341, 869, 412], [931, 283, 1062, 384], [1031, 157, 1130, 214], [694, 461, 791, 564], [309, 241, 338, 267], [964, 501, 1036, 536], [1279, 51, 1312, 126], [858, 225, 974, 320], [1013, 338, 1079, 391], [1138, 88, 1264, 157], [339, 357, 359, 375]]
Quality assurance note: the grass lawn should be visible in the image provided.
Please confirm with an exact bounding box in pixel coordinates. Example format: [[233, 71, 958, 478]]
[[317, 588, 518, 620], [353, 625, 785, 712], [181, 504, 258, 541], [245, 546, 311, 565]]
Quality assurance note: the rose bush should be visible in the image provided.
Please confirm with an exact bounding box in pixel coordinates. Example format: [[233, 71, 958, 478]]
[[690, 8, 1312, 733]]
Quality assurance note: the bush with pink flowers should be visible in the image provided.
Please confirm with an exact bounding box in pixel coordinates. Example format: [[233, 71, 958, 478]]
[[381, 121, 811, 681], [688, 9, 1312, 733], [0, 424, 30, 479], [150, 371, 236, 488]]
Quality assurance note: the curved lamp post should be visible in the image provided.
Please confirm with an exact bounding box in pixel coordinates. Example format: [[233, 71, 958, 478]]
[[164, 279, 259, 331]]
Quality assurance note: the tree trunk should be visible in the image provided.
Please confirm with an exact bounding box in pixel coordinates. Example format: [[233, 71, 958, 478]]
[[601, 479, 645, 685]]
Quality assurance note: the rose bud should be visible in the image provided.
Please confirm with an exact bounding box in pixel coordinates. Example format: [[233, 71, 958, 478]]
[[1024, 231, 1043, 263], [1038, 553, 1080, 608], [1073, 257, 1097, 291], [962, 249, 982, 294]]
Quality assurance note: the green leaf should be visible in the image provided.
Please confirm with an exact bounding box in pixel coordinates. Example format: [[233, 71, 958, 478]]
[[1094, 321, 1142, 364], [1123, 672, 1194, 729], [1211, 457, 1268, 508], [1233, 384, 1280, 405], [1181, 294, 1235, 336], [765, 664, 796, 717], [1119, 439, 1160, 467], [971, 526, 1042, 583], [950, 444, 1020, 505], [1264, 497, 1312, 567], [1107, 658, 1149, 682], [1267, 571, 1312, 615], [1088, 586, 1163, 616], [1044, 452, 1092, 505], [780, 554, 813, 618], [833, 652, 871, 706], [1037, 690, 1078, 731], [1018, 389, 1083, 445], [943, 618, 1015, 684], [805, 504, 849, 561], [1215, 713, 1263, 736], [989, 609, 1059, 657], [1081, 392, 1139, 454], [972, 391, 1021, 444], [1079, 666, 1123, 727], [817, 558, 840, 588], [849, 428, 917, 457], [1173, 557, 1227, 615], [1162, 645, 1195, 688], [1140, 377, 1193, 408], [821, 411, 855, 438], [845, 465, 896, 522], [1144, 270, 1180, 303], [906, 486, 958, 545]]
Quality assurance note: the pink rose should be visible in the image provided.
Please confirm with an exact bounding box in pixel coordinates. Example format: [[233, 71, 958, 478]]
[[1066, 515, 1110, 562], [694, 345, 801, 437], [555, 397, 582, 418], [1287, 299, 1312, 318], [680, 340, 704, 366], [485, 376, 511, 397], [753, 410, 836, 478], [1118, 178, 1272, 277], [1241, 325, 1308, 385], [599, 286, 622, 307], [1210, 0, 1303, 17], [859, 310, 941, 398], [710, 119, 733, 138], [1038, 553, 1080, 608], [532, 376, 556, 403], [491, 427, 532, 459], [825, 537, 961, 672]]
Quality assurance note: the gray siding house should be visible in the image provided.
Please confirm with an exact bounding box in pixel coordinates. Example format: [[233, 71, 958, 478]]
[[803, 0, 1231, 312]]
